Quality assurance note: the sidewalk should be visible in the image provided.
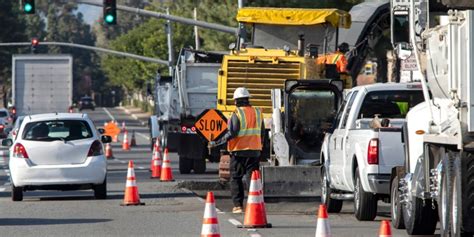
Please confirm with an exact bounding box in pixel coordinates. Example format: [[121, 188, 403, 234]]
[[119, 106, 152, 126]]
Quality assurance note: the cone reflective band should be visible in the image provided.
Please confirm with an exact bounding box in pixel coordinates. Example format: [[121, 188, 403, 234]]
[[160, 148, 174, 182], [239, 170, 271, 228], [378, 220, 392, 237], [201, 192, 220, 237], [121, 160, 144, 206], [315, 204, 331, 237]]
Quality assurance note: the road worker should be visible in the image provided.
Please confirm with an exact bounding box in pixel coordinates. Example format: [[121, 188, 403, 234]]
[[208, 87, 265, 214]]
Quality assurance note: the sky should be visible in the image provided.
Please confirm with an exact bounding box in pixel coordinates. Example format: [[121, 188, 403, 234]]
[[77, 4, 101, 25]]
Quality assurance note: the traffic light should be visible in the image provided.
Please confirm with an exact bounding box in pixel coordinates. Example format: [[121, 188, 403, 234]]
[[103, 0, 117, 25], [31, 38, 39, 53], [21, 0, 35, 14]]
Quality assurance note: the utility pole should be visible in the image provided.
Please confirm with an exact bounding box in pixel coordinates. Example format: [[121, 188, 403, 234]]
[[194, 8, 200, 50], [165, 7, 173, 75]]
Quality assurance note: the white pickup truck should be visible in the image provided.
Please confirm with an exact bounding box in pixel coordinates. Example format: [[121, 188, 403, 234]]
[[320, 83, 423, 221]]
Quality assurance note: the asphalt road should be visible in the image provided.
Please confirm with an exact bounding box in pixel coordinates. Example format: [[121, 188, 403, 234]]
[[0, 107, 436, 236]]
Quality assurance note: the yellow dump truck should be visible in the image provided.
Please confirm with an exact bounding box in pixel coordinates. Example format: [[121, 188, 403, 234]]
[[216, 8, 352, 197]]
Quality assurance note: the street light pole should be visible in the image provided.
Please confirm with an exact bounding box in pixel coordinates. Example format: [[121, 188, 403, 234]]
[[166, 7, 174, 76]]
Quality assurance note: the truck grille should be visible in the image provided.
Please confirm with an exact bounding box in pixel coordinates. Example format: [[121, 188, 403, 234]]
[[226, 60, 301, 112]]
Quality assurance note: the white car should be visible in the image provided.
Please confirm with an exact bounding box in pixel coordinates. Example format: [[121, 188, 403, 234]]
[[3, 113, 111, 201]]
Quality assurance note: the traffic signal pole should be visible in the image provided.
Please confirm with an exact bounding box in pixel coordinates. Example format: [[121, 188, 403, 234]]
[[75, 0, 238, 35], [0, 41, 169, 65]]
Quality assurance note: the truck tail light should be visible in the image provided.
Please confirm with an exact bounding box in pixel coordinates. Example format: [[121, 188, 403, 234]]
[[181, 126, 187, 132], [191, 126, 196, 132], [367, 138, 379, 165], [13, 143, 29, 159], [0, 125, 4, 130], [87, 140, 103, 156]]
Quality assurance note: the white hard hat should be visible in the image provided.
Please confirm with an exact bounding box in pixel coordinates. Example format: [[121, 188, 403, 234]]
[[233, 87, 251, 99]]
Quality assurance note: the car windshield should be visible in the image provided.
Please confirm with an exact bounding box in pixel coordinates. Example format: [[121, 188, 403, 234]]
[[358, 90, 424, 119], [0, 111, 8, 117], [22, 120, 93, 141]]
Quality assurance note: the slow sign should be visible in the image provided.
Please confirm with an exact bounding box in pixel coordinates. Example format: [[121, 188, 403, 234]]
[[194, 109, 228, 142], [104, 121, 121, 137]]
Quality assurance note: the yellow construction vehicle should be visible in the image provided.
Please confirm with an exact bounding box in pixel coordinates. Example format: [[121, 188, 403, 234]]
[[216, 7, 352, 197], [217, 7, 351, 119]]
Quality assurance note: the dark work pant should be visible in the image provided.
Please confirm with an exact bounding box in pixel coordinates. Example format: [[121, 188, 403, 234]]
[[230, 154, 260, 207]]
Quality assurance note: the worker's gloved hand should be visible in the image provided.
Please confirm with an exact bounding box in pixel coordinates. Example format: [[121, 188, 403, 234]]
[[208, 141, 217, 148]]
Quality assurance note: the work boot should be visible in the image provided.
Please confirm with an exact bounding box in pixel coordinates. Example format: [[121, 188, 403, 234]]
[[232, 206, 243, 214]]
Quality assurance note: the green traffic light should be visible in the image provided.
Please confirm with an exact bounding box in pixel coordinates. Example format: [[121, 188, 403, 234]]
[[24, 3, 33, 13], [105, 14, 115, 23]]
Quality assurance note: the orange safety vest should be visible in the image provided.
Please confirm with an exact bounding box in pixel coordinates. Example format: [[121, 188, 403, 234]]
[[227, 106, 263, 152], [316, 52, 348, 73]]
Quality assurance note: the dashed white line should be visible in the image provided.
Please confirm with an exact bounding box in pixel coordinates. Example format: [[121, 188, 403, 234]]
[[136, 132, 150, 140], [228, 218, 242, 226], [248, 233, 262, 237]]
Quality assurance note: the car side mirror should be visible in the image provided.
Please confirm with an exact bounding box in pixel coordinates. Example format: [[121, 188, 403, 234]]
[[2, 139, 13, 147], [101, 135, 112, 143], [97, 128, 105, 134]]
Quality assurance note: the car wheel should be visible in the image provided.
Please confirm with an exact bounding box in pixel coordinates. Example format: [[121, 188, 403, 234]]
[[354, 167, 377, 221], [391, 175, 405, 229], [94, 178, 107, 199], [179, 156, 192, 174], [320, 166, 343, 213], [193, 159, 206, 174], [12, 184, 23, 201]]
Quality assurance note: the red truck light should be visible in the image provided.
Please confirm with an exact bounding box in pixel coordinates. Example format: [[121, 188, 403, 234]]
[[367, 138, 379, 164]]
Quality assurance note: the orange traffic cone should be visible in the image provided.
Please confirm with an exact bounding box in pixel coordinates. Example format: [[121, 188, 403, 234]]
[[379, 220, 392, 237], [150, 149, 162, 179], [239, 170, 271, 228], [160, 148, 174, 182], [113, 134, 119, 143], [121, 160, 145, 206], [130, 131, 137, 147], [315, 204, 331, 237], [105, 143, 113, 159], [122, 130, 130, 151], [121, 121, 126, 132], [201, 192, 221, 237]]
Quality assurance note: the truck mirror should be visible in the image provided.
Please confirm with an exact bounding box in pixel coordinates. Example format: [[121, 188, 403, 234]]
[[101, 135, 112, 144]]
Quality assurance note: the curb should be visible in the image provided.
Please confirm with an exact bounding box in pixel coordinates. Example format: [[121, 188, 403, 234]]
[[118, 106, 148, 126]]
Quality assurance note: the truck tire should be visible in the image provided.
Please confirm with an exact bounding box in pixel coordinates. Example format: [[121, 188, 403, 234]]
[[12, 184, 23, 201], [179, 156, 193, 174], [438, 156, 452, 236], [391, 175, 405, 229], [320, 167, 343, 213], [193, 159, 206, 174], [403, 196, 437, 235], [456, 151, 474, 235], [354, 167, 377, 221]]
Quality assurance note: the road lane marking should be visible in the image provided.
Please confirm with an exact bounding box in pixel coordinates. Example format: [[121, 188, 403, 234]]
[[136, 132, 150, 140], [103, 107, 115, 121], [228, 218, 242, 226], [248, 233, 262, 237]]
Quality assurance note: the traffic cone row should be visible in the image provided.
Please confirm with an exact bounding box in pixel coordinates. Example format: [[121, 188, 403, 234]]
[[121, 160, 145, 206], [105, 143, 113, 159], [160, 148, 174, 182], [201, 192, 220, 237], [122, 130, 130, 151], [239, 170, 271, 228]]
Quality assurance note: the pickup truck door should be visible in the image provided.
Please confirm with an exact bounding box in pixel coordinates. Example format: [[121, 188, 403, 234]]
[[329, 91, 358, 189]]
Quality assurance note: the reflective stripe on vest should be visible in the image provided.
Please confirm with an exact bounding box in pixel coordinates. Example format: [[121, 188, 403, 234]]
[[227, 106, 263, 152]]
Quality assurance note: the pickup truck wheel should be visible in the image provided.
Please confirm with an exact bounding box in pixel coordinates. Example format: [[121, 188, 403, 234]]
[[320, 167, 342, 213], [193, 159, 206, 174], [354, 168, 377, 221], [179, 156, 192, 174], [391, 176, 405, 229], [11, 184, 23, 201]]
